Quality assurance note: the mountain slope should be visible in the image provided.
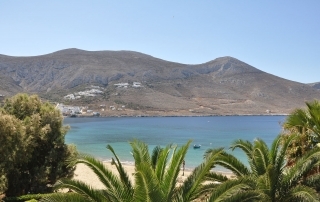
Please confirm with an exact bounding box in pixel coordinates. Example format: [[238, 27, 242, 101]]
[[0, 48, 319, 115], [309, 82, 320, 90]]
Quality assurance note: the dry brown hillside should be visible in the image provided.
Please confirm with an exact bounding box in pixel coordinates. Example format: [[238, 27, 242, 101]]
[[0, 48, 319, 116]]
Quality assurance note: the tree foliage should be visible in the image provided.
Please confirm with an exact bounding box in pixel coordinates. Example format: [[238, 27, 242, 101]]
[[283, 100, 320, 162], [43, 140, 246, 202], [43, 135, 320, 201], [0, 93, 77, 196], [205, 134, 320, 201]]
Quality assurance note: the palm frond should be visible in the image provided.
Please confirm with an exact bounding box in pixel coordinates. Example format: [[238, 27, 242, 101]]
[[230, 139, 253, 160], [133, 162, 163, 202], [53, 179, 107, 202], [73, 155, 128, 201], [207, 178, 257, 202], [151, 145, 163, 170], [256, 173, 271, 198], [303, 173, 320, 189], [161, 140, 191, 201], [221, 191, 262, 202], [283, 108, 309, 134], [306, 100, 320, 139], [265, 163, 283, 201], [106, 144, 133, 190], [269, 135, 282, 165], [205, 171, 229, 183], [282, 147, 320, 188], [40, 192, 89, 202], [130, 139, 151, 166], [215, 150, 250, 177], [252, 138, 269, 175], [283, 185, 319, 202], [189, 182, 220, 201], [154, 145, 171, 182], [175, 147, 224, 201], [274, 135, 296, 174]]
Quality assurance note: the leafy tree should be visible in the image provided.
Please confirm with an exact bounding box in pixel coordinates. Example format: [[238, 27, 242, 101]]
[[0, 113, 27, 194], [283, 100, 320, 161], [205, 135, 320, 201], [42, 140, 241, 202], [0, 93, 77, 196]]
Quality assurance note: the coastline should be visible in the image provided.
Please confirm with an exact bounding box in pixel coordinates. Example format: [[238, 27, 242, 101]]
[[64, 115, 284, 188], [64, 116, 284, 173], [66, 113, 288, 118], [73, 161, 235, 189]]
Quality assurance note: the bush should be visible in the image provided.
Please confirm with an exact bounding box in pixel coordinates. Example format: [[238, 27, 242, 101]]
[[3, 193, 57, 201], [0, 94, 77, 196]]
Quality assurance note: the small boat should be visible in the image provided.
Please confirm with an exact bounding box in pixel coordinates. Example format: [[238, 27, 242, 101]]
[[193, 144, 201, 149]]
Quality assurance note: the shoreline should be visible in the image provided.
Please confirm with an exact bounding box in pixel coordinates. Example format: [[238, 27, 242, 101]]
[[73, 161, 235, 189], [100, 159, 233, 173], [66, 114, 283, 187], [65, 113, 288, 118]]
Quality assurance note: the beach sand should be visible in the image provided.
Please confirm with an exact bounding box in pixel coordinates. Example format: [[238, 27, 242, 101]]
[[73, 161, 235, 189]]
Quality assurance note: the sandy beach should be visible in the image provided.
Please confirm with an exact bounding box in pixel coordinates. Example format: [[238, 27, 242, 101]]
[[73, 161, 235, 189]]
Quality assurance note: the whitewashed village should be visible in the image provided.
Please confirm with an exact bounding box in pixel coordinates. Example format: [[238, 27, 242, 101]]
[[57, 82, 143, 117]]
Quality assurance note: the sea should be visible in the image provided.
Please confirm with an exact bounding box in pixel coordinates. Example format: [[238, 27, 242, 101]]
[[64, 116, 286, 172]]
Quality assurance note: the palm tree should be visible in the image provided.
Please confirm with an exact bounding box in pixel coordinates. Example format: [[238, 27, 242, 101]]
[[283, 100, 320, 161], [205, 134, 320, 202], [41, 140, 234, 202]]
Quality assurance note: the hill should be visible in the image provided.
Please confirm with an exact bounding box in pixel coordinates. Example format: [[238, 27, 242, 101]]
[[0, 48, 319, 116], [308, 82, 320, 90]]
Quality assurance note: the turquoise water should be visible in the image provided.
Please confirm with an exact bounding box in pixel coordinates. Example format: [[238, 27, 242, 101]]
[[64, 116, 285, 171]]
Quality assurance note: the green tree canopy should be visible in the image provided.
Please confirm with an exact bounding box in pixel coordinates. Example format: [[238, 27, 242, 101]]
[[0, 93, 77, 196]]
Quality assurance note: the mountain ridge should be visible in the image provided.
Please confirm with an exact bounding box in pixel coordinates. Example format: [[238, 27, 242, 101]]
[[0, 49, 319, 116], [309, 82, 320, 90]]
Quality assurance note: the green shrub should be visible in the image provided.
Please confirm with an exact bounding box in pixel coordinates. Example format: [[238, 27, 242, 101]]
[[3, 193, 56, 201], [0, 94, 77, 196]]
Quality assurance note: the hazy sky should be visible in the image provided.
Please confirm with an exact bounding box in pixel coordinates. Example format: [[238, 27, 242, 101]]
[[1, 1, 319, 83]]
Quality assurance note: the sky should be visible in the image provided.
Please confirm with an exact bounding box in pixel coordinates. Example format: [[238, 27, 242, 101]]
[[0, 1, 319, 83]]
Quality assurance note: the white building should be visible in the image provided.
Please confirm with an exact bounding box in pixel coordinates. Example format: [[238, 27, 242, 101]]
[[64, 94, 75, 100], [114, 83, 129, 88], [132, 82, 142, 87]]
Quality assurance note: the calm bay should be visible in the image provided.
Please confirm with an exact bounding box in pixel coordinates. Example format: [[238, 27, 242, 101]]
[[64, 116, 286, 171]]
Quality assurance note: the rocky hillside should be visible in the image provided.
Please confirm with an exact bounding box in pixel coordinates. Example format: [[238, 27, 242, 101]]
[[0, 48, 319, 116], [309, 82, 320, 90]]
